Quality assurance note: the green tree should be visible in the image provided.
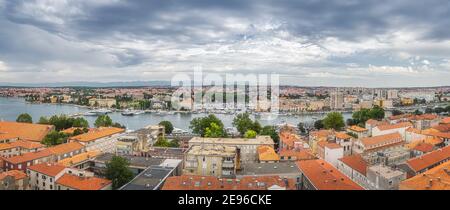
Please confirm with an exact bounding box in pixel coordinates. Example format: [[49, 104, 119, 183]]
[[260, 126, 279, 146], [42, 131, 68, 146], [323, 112, 345, 130], [244, 130, 257, 139], [105, 156, 134, 190], [38, 116, 50, 124], [204, 122, 225, 138], [368, 106, 385, 120], [72, 117, 89, 128], [159, 121, 174, 134], [414, 109, 423, 115], [153, 136, 171, 147], [232, 113, 262, 135], [95, 115, 113, 128], [434, 107, 445, 114], [190, 114, 224, 137], [314, 120, 324, 130], [297, 122, 306, 134], [16, 113, 33, 123]]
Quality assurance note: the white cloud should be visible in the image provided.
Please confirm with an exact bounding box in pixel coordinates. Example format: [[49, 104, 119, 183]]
[[0, 61, 7, 71]]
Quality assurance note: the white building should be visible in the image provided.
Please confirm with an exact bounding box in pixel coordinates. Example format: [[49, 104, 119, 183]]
[[69, 127, 125, 153]]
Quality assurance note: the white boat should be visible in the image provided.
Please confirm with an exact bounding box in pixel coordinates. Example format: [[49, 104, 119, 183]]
[[84, 108, 111, 116], [122, 110, 145, 116]]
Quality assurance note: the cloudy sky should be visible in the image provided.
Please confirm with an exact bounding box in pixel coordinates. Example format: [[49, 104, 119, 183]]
[[0, 0, 449, 87]]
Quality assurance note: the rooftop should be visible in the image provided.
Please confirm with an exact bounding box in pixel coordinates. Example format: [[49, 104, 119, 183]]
[[338, 154, 368, 176], [70, 127, 125, 142], [368, 165, 405, 179], [187, 145, 237, 157], [56, 174, 112, 190], [257, 146, 280, 162], [162, 175, 296, 190], [47, 142, 84, 156], [189, 136, 275, 146], [0, 121, 54, 142], [407, 146, 450, 172], [348, 125, 368, 133], [360, 132, 403, 148], [93, 153, 166, 169], [238, 162, 301, 176], [4, 149, 53, 164], [120, 159, 182, 190], [27, 163, 66, 177], [375, 122, 413, 131], [400, 161, 450, 190], [296, 159, 364, 190], [0, 170, 27, 180], [58, 150, 100, 167]]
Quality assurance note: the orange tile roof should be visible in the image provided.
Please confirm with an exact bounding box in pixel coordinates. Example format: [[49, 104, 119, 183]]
[[335, 132, 352, 140], [279, 131, 300, 148], [339, 155, 368, 176], [47, 142, 84, 156], [0, 143, 16, 151], [279, 149, 316, 160], [441, 117, 450, 124], [0, 140, 44, 151], [348, 125, 368, 132], [366, 119, 388, 126], [0, 170, 27, 180], [61, 127, 97, 135], [388, 114, 412, 121], [4, 149, 53, 164], [27, 163, 66, 177], [412, 143, 434, 153], [407, 146, 450, 173], [317, 141, 342, 150], [360, 132, 403, 148], [400, 161, 450, 190], [162, 175, 296, 190], [409, 114, 439, 121], [296, 159, 364, 190], [56, 174, 111, 190], [11, 140, 44, 150], [431, 124, 450, 132], [58, 150, 100, 167], [257, 146, 280, 161], [0, 122, 54, 142], [376, 122, 413, 131], [70, 127, 125, 142], [310, 130, 334, 138]]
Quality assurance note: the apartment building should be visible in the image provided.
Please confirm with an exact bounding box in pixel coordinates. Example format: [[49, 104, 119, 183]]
[[183, 145, 237, 178], [366, 165, 406, 190], [88, 98, 116, 108], [69, 127, 125, 153], [400, 161, 450, 190], [56, 174, 112, 190], [0, 140, 45, 158], [352, 133, 405, 165], [405, 146, 450, 177], [188, 136, 275, 164], [27, 163, 66, 190], [337, 154, 369, 189]]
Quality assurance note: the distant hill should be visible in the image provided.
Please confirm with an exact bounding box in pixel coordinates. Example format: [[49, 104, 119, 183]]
[[0, 81, 172, 88]]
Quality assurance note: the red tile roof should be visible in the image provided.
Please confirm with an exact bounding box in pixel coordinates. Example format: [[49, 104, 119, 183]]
[[47, 142, 84, 156], [27, 163, 66, 177], [375, 122, 413, 131], [0, 170, 27, 180], [338, 154, 368, 175], [296, 159, 364, 190], [4, 149, 53, 164], [407, 146, 450, 173], [162, 175, 296, 190], [70, 127, 124, 142], [412, 143, 434, 153], [0, 122, 54, 142], [360, 132, 403, 148], [56, 174, 111, 190]]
